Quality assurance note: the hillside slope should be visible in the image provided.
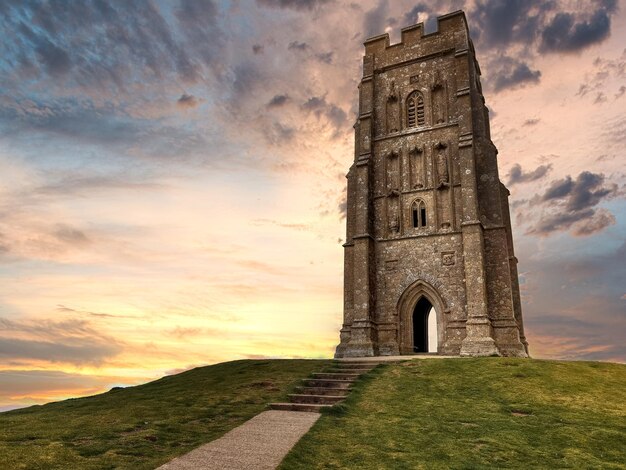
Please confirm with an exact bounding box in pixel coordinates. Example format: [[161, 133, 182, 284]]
[[2, 358, 625, 469], [281, 358, 626, 469], [0, 359, 328, 470]]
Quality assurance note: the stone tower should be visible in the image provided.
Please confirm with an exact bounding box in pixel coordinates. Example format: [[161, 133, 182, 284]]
[[335, 11, 529, 358]]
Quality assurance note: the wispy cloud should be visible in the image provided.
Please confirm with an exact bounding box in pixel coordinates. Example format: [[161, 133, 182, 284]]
[[0, 317, 123, 366], [0, 0, 625, 411]]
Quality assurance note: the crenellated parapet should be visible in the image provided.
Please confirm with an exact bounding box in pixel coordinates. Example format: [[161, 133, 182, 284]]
[[363, 11, 470, 72]]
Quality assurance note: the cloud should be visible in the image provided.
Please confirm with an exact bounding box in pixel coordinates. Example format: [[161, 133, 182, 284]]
[[267, 94, 290, 108], [543, 176, 574, 200], [55, 305, 137, 319], [326, 105, 348, 129], [166, 326, 223, 339], [300, 96, 348, 138], [34, 37, 72, 77], [235, 259, 286, 276], [530, 209, 595, 236], [0, 0, 221, 97], [174, 0, 222, 72], [491, 56, 541, 92], [524, 171, 619, 236], [543, 171, 614, 212], [53, 224, 90, 246], [540, 9, 612, 52], [0, 338, 120, 366], [256, 0, 332, 11], [570, 208, 616, 236], [593, 92, 607, 104], [288, 41, 309, 51], [602, 115, 626, 145], [0, 96, 214, 163], [0, 317, 123, 365], [231, 62, 262, 95], [338, 197, 347, 219], [402, 3, 432, 27], [282, 39, 335, 64], [364, 0, 389, 39], [315, 51, 334, 64], [177, 93, 199, 108], [471, 0, 555, 48], [518, 233, 626, 359], [253, 219, 311, 231], [264, 121, 296, 145], [576, 49, 626, 99], [0, 370, 120, 396], [0, 97, 145, 147], [507, 163, 552, 185], [471, 1, 616, 54], [34, 174, 164, 196]]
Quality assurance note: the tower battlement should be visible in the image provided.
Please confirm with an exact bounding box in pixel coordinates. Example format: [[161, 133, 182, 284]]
[[363, 11, 469, 62], [336, 11, 529, 358]]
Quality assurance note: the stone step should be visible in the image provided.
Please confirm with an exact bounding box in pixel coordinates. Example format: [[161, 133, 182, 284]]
[[311, 372, 361, 380], [293, 386, 351, 396], [331, 361, 379, 367], [304, 378, 354, 389], [332, 361, 377, 366], [288, 394, 345, 405], [268, 402, 332, 413], [336, 366, 380, 371], [327, 368, 372, 374]]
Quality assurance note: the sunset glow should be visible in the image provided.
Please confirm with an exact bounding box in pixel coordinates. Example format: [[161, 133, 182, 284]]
[[1, 0, 625, 411]]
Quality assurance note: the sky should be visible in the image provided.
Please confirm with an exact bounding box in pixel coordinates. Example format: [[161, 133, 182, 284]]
[[0, 0, 624, 411]]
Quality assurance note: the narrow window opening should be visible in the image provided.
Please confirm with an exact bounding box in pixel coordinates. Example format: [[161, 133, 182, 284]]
[[412, 200, 427, 229], [416, 95, 425, 126], [407, 98, 416, 128], [407, 91, 425, 128]]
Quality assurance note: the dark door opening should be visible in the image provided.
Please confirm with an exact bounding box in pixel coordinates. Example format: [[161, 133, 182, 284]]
[[412, 297, 433, 353]]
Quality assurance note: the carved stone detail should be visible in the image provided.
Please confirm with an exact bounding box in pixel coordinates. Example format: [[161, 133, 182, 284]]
[[386, 81, 400, 133], [442, 251, 455, 266], [409, 146, 425, 189], [435, 142, 449, 188], [431, 70, 446, 124]]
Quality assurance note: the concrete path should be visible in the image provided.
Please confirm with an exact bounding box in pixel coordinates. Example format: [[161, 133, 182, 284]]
[[157, 410, 320, 470]]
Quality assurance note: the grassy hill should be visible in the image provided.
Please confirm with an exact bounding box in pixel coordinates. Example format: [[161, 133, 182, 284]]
[[0, 359, 329, 469], [281, 358, 626, 469], [1, 358, 625, 469]]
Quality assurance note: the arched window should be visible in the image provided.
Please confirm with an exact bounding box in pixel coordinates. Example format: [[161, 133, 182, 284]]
[[407, 91, 425, 128], [412, 200, 427, 228]]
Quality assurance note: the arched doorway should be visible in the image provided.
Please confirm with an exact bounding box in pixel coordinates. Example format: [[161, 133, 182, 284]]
[[397, 279, 446, 355], [412, 297, 438, 353]]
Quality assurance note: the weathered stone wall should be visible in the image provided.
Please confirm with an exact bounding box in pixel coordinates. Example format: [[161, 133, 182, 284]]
[[336, 10, 528, 358]]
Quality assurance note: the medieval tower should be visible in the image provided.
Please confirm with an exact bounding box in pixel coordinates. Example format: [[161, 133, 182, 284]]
[[335, 11, 529, 358]]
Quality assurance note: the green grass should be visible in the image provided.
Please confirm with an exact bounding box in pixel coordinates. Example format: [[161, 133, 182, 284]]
[[0, 359, 329, 470], [3, 358, 625, 469], [280, 359, 626, 470]]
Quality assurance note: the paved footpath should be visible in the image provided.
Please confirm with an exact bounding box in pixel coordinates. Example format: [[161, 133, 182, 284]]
[[157, 410, 320, 470]]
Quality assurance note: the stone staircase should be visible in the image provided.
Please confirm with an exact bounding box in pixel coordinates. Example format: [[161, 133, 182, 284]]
[[268, 360, 383, 413]]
